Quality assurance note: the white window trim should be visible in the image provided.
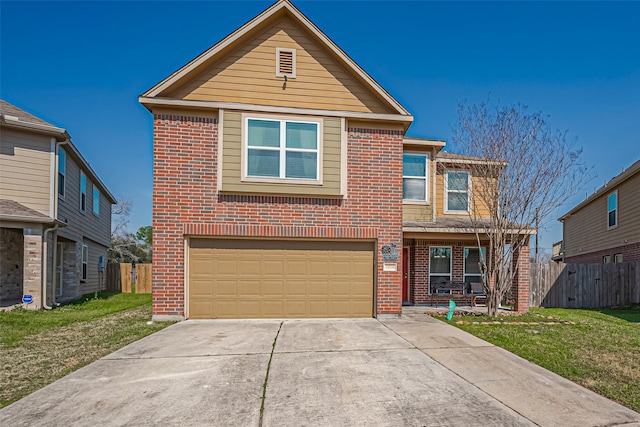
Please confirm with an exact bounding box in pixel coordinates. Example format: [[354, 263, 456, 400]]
[[275, 47, 296, 78], [58, 148, 66, 198], [81, 244, 88, 281], [463, 247, 486, 284], [603, 255, 611, 264], [428, 246, 452, 294], [241, 113, 323, 185], [92, 186, 100, 216], [614, 253, 623, 263], [80, 171, 87, 213], [403, 152, 430, 204], [607, 190, 618, 230], [444, 169, 471, 214]]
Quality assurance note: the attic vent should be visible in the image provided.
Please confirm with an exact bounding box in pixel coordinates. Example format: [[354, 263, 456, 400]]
[[276, 48, 296, 78]]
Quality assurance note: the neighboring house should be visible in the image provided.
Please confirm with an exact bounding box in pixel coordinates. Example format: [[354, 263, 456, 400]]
[[560, 159, 640, 263], [140, 0, 531, 320], [0, 100, 116, 308]]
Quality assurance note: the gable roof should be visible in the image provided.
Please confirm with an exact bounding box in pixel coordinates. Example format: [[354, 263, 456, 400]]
[[140, 0, 411, 121], [560, 158, 640, 221]]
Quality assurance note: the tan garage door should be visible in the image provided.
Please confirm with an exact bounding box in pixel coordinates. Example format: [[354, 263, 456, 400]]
[[188, 239, 374, 319]]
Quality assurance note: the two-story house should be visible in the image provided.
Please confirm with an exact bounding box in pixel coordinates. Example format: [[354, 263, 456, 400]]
[[140, 0, 530, 320], [0, 99, 116, 308], [560, 159, 640, 263]]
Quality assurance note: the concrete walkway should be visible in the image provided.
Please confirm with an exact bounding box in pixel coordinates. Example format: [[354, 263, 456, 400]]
[[1, 310, 638, 427]]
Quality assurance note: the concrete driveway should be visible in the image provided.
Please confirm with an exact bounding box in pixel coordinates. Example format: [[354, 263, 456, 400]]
[[1, 310, 638, 427]]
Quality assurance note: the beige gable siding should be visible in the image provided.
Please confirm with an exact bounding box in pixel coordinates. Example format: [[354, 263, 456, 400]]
[[564, 173, 640, 258], [170, 17, 393, 114], [221, 110, 342, 196], [0, 128, 53, 216], [58, 154, 112, 248]]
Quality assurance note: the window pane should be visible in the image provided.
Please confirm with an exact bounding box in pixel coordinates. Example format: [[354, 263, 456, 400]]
[[464, 275, 482, 285], [80, 174, 86, 192], [285, 152, 317, 179], [429, 275, 451, 290], [403, 154, 426, 177], [448, 192, 469, 211], [248, 149, 280, 177], [448, 172, 468, 191], [286, 122, 317, 149], [608, 193, 616, 211], [93, 188, 100, 215], [247, 119, 280, 147], [464, 248, 482, 274], [83, 246, 88, 262], [609, 210, 616, 227], [429, 247, 451, 274], [58, 174, 65, 196], [58, 149, 65, 173], [403, 178, 426, 200]]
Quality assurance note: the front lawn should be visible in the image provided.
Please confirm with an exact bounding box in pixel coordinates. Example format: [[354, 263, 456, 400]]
[[0, 292, 172, 408], [443, 306, 640, 412]]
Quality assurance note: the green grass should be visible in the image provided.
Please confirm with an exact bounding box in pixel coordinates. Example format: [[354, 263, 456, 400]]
[[442, 305, 640, 412], [0, 292, 173, 408]]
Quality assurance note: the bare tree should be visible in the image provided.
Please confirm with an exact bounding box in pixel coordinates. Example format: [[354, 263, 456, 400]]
[[108, 199, 146, 263], [452, 101, 592, 315]]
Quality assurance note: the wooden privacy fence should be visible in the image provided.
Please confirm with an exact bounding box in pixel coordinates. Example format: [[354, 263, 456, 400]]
[[105, 263, 152, 294], [530, 261, 640, 308]]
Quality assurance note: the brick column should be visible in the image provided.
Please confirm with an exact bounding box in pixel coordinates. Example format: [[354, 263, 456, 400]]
[[512, 237, 530, 313], [23, 229, 43, 310]]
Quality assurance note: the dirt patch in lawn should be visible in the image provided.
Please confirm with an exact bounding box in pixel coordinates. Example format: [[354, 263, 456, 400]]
[[0, 305, 170, 408]]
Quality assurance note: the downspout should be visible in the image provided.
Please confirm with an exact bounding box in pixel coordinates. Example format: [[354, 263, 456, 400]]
[[42, 138, 69, 309]]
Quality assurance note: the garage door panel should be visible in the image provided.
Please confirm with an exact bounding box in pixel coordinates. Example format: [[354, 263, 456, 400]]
[[188, 239, 373, 319]]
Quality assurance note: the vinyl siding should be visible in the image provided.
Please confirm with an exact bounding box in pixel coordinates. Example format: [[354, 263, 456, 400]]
[[564, 172, 640, 258], [81, 238, 108, 294], [0, 128, 52, 216], [403, 204, 433, 222], [57, 154, 112, 248], [221, 110, 342, 196], [435, 170, 492, 218], [170, 16, 393, 114]]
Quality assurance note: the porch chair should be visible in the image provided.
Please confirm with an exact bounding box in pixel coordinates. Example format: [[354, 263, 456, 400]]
[[470, 282, 486, 307]]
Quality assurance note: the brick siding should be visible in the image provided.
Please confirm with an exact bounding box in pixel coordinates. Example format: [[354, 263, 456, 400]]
[[564, 242, 640, 264], [152, 114, 404, 318]]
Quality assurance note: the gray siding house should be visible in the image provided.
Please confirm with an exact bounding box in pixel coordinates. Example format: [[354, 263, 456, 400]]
[[0, 99, 116, 308]]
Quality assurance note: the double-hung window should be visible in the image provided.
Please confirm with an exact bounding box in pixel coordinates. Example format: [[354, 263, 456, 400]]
[[429, 247, 451, 293], [245, 117, 320, 182], [403, 153, 428, 202], [58, 148, 66, 197], [607, 191, 617, 228], [81, 244, 88, 281], [445, 170, 470, 212], [93, 187, 100, 216], [80, 171, 87, 213]]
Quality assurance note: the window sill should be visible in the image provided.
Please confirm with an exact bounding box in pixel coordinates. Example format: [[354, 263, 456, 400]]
[[241, 176, 323, 186], [403, 200, 430, 205]]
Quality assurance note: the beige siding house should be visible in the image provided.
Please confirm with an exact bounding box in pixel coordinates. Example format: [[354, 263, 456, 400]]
[[560, 159, 640, 263], [0, 99, 116, 308]]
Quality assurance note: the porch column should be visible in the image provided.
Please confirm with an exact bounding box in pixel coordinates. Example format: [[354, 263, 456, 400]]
[[23, 229, 43, 310], [512, 237, 530, 313]]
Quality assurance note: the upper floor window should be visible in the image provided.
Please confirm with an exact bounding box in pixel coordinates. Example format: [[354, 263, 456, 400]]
[[93, 186, 100, 216], [445, 170, 470, 213], [58, 148, 66, 197], [80, 171, 87, 213], [244, 117, 320, 182], [615, 253, 623, 263], [607, 191, 617, 228], [403, 153, 429, 202]]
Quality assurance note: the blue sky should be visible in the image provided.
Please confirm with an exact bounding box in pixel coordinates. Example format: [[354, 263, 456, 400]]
[[2, 1, 639, 256]]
